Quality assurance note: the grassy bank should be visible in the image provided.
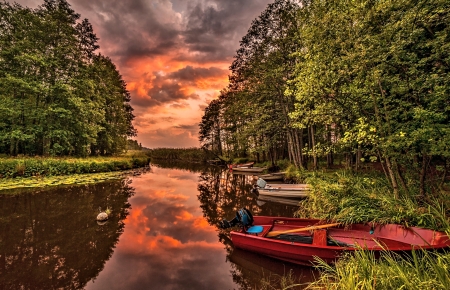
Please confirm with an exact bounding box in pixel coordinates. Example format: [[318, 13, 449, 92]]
[[267, 168, 450, 290], [290, 170, 450, 231], [0, 151, 150, 191], [306, 249, 450, 290]]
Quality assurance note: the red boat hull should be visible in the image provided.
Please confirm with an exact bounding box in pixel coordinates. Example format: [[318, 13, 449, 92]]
[[230, 216, 450, 266]]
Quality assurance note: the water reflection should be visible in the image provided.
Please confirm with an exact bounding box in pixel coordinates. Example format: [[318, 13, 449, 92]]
[[0, 163, 316, 290], [86, 165, 236, 290], [196, 166, 317, 289], [0, 180, 133, 289]]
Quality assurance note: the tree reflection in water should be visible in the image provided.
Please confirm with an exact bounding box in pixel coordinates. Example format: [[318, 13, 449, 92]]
[[197, 168, 316, 289], [0, 179, 134, 289]]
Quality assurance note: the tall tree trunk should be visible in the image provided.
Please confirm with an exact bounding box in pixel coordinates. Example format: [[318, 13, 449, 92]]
[[310, 125, 317, 170], [385, 156, 399, 199], [394, 161, 408, 193], [377, 149, 390, 181], [355, 145, 362, 172], [287, 130, 299, 168], [294, 128, 304, 169], [326, 125, 333, 168]]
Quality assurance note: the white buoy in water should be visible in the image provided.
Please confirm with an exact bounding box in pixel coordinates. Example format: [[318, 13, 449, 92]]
[[96, 207, 108, 221]]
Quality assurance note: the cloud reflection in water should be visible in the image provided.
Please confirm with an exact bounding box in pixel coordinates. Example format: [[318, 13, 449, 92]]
[[86, 167, 234, 290]]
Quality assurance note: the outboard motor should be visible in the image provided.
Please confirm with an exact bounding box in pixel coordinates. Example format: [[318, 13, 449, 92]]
[[219, 208, 254, 229]]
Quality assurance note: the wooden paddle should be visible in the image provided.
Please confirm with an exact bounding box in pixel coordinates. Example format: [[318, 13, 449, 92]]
[[266, 223, 341, 238]]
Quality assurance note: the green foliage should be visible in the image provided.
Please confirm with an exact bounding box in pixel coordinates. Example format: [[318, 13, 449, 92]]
[[148, 148, 211, 163], [200, 0, 450, 196], [0, 156, 149, 179], [200, 0, 302, 165], [308, 250, 450, 290], [294, 171, 450, 231], [232, 157, 251, 165], [0, 1, 135, 157]]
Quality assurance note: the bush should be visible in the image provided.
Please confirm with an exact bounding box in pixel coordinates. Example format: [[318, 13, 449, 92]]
[[0, 155, 150, 179]]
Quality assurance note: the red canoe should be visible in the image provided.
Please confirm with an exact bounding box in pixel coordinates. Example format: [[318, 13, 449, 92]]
[[230, 216, 450, 266]]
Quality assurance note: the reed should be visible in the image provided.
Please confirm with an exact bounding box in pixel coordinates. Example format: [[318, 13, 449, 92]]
[[259, 269, 303, 290], [294, 171, 450, 231], [307, 249, 450, 290]]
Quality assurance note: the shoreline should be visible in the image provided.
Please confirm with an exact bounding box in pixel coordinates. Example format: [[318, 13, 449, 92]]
[[0, 154, 150, 192]]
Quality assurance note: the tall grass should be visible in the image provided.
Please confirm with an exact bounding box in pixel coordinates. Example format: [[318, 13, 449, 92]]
[[292, 171, 450, 289], [259, 269, 303, 290], [294, 171, 450, 231], [307, 249, 450, 290]]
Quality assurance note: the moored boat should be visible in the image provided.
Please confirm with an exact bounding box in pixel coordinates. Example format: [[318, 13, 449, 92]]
[[230, 215, 450, 266], [257, 187, 309, 198], [257, 195, 302, 206], [232, 166, 266, 173], [229, 162, 255, 169], [256, 172, 286, 181], [253, 178, 310, 198]]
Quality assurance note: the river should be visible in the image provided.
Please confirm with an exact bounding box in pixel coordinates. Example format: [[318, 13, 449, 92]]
[[0, 162, 317, 289]]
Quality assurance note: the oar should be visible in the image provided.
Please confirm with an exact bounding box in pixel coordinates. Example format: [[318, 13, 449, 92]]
[[266, 223, 341, 238]]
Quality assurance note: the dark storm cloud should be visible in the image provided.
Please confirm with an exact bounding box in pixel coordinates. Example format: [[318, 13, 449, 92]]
[[181, 0, 274, 62], [146, 73, 200, 105], [72, 0, 182, 64], [73, 0, 273, 66], [169, 65, 227, 82], [15, 0, 273, 74], [14, 0, 273, 88]]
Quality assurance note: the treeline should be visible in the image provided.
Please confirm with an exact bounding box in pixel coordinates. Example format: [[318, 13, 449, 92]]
[[0, 0, 136, 157], [199, 0, 450, 195], [127, 139, 143, 151], [148, 148, 212, 163]]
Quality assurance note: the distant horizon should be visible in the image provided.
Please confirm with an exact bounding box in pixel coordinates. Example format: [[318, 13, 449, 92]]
[[13, 0, 274, 148]]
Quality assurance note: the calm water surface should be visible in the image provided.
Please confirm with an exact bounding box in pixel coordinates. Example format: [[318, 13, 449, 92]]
[[0, 163, 317, 290]]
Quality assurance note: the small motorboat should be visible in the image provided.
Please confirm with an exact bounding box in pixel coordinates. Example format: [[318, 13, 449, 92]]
[[228, 215, 450, 266]]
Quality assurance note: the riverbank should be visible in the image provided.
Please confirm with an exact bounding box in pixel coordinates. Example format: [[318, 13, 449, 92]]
[[260, 166, 450, 290], [0, 152, 150, 192]]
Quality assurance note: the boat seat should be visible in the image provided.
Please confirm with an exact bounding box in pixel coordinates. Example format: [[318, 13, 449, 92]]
[[246, 225, 264, 235], [312, 229, 328, 246]]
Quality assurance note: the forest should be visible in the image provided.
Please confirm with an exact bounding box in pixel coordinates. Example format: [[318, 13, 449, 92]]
[[199, 0, 450, 196], [0, 0, 136, 157]]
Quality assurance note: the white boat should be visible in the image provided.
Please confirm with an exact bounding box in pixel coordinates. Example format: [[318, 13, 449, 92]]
[[256, 172, 285, 181], [229, 162, 254, 169], [257, 195, 302, 206], [257, 187, 309, 198], [253, 178, 310, 198]]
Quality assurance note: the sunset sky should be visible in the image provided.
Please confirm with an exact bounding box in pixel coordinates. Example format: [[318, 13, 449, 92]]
[[15, 0, 274, 148]]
